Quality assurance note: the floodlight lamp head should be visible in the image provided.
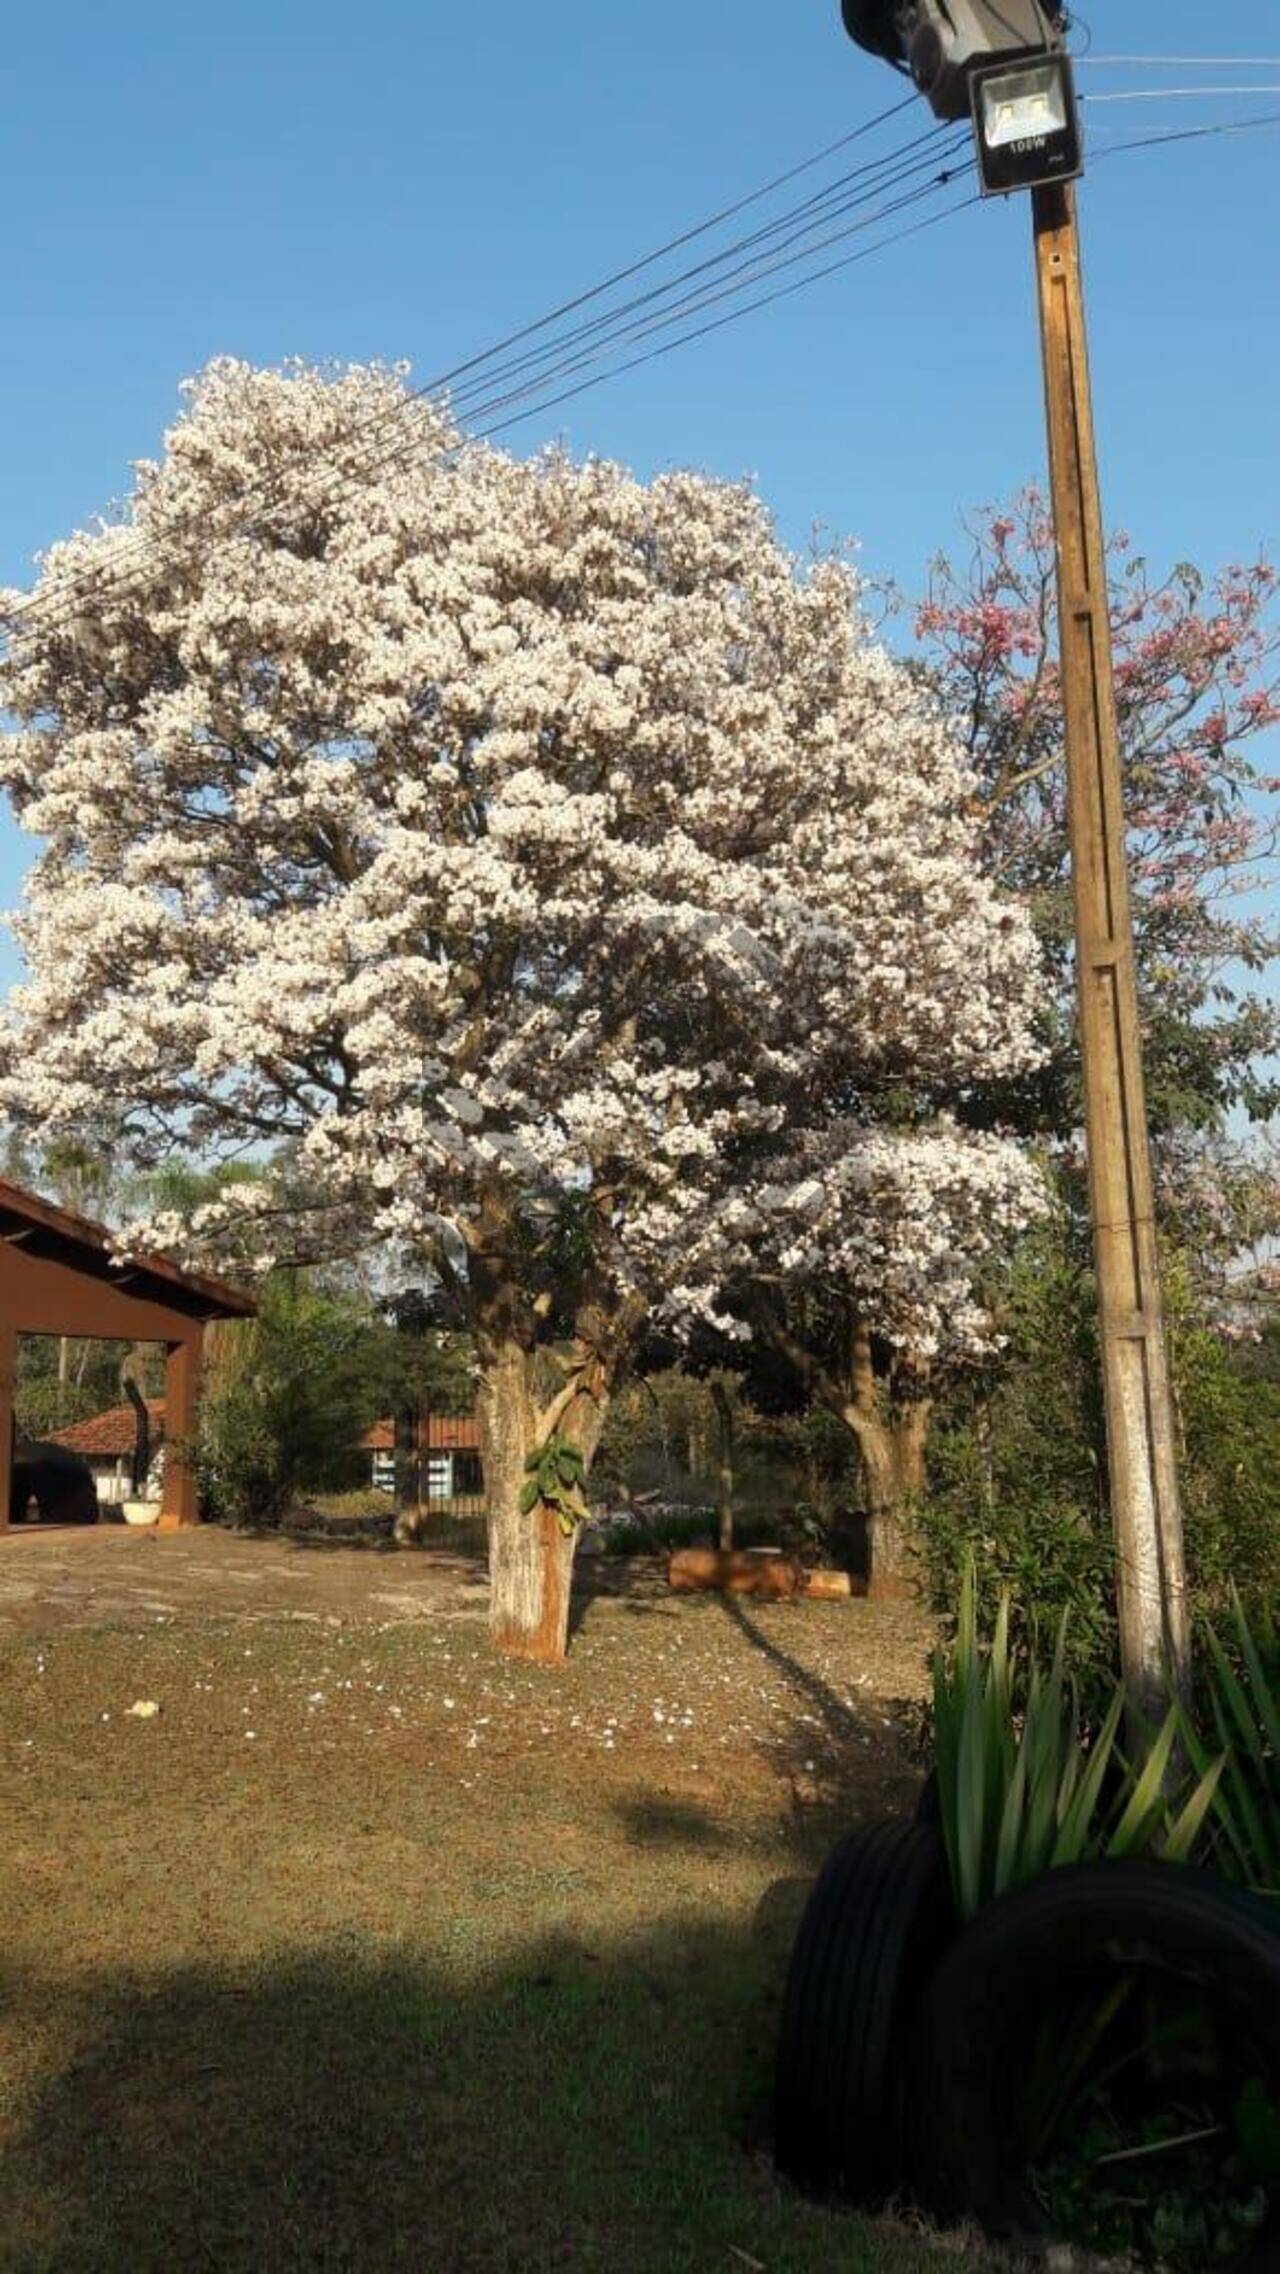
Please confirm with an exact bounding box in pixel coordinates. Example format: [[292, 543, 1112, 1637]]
[[840, 1, 1068, 121]]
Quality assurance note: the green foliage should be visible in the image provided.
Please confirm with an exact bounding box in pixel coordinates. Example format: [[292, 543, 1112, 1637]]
[[592, 1368, 858, 1558], [599, 1507, 768, 1557], [1174, 1304, 1280, 1617], [306, 1488, 395, 1520], [373, 1294, 477, 1421], [13, 1377, 102, 1440], [1032, 2052, 1274, 2272], [195, 1273, 399, 1526], [1182, 1591, 1280, 1901], [919, 1229, 1118, 1707], [521, 1435, 587, 1537], [920, 1223, 1280, 1716], [932, 1567, 1224, 1923], [14, 1334, 166, 1439]]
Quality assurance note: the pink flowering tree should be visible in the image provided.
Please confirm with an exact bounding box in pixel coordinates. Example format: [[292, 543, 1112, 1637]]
[[915, 492, 1280, 1263], [0, 360, 1042, 1655], [902, 496, 1279, 1624], [713, 500, 1280, 1584]]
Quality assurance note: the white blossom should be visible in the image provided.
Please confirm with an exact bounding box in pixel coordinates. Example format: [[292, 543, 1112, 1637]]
[[1, 357, 1044, 1364]]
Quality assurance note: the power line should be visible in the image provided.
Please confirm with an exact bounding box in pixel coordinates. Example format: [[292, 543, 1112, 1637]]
[[445, 122, 952, 414], [470, 174, 972, 440], [479, 197, 980, 441], [3, 100, 931, 641], [6, 106, 1276, 652], [7, 130, 954, 644], [1077, 56, 1280, 69], [1092, 111, 1280, 160], [230, 96, 930, 523], [398, 143, 969, 436], [7, 147, 950, 654], [6, 179, 980, 661], [1083, 86, 1280, 104], [414, 94, 917, 401], [245, 150, 962, 520]]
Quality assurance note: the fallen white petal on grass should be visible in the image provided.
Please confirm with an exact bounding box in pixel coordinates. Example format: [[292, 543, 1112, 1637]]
[[126, 1700, 161, 1719]]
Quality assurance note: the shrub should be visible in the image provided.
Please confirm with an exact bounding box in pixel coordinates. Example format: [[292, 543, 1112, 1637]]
[[921, 1235, 1280, 1715], [13, 1377, 102, 1440], [195, 1274, 379, 1526]]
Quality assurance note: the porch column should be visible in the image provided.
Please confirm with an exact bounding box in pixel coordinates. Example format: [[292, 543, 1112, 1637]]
[[0, 1318, 15, 1535], [159, 1331, 202, 1531]]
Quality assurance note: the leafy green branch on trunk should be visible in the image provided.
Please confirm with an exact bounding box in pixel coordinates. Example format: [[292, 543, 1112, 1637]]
[[519, 1434, 588, 1538]]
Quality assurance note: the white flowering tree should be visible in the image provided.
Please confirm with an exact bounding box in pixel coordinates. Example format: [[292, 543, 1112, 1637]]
[[1, 358, 1043, 1655], [682, 1124, 1049, 1590]]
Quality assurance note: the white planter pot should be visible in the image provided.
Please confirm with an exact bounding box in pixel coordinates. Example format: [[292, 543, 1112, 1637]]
[[121, 1498, 161, 1527]]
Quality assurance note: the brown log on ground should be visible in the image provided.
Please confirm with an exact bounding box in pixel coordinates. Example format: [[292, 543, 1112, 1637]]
[[668, 1548, 806, 1599], [799, 1567, 858, 1601]]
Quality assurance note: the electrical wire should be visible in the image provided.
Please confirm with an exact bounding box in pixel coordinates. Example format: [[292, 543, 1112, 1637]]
[[6, 176, 979, 657], [478, 196, 980, 442], [244, 95, 929, 509], [444, 122, 952, 414], [1091, 112, 1280, 161], [3, 100, 932, 640], [7, 104, 1277, 651], [411, 94, 917, 400], [464, 171, 970, 438], [1083, 86, 1280, 104], [396, 142, 970, 437], [1077, 56, 1280, 69]]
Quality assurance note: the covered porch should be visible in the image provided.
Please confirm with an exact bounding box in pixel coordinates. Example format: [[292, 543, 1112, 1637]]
[[0, 1178, 255, 1532]]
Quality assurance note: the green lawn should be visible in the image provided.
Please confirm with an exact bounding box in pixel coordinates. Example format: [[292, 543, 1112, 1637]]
[[0, 1589, 998, 2272]]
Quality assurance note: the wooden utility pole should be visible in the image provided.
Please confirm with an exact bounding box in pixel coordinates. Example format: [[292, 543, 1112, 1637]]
[[1031, 181, 1190, 1711]]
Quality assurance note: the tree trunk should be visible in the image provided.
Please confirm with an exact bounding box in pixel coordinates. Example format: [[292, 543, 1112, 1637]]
[[846, 1417, 908, 1600], [842, 1327, 933, 1602], [394, 1399, 419, 1513], [711, 1378, 736, 1553], [892, 1391, 931, 1506], [468, 1197, 640, 1664], [753, 1297, 935, 1603], [478, 1339, 577, 1664]]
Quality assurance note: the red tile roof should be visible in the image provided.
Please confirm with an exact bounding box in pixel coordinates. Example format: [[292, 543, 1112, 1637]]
[[47, 1400, 165, 1458], [50, 1403, 480, 1460], [360, 1415, 481, 1453]]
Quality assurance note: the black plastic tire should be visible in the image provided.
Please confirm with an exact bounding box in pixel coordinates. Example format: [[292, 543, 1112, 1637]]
[[910, 1860, 1280, 2269], [774, 1815, 955, 2202], [914, 1770, 941, 1830]]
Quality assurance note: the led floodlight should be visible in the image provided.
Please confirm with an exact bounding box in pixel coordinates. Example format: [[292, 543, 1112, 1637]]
[[971, 53, 1082, 194]]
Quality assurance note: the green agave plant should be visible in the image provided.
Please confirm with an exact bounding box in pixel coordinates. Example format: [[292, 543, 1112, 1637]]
[[1183, 1589, 1280, 1902], [933, 1565, 1225, 1922]]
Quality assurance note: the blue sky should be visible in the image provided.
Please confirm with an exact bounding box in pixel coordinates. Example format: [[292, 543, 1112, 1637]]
[[2, 0, 1277, 991]]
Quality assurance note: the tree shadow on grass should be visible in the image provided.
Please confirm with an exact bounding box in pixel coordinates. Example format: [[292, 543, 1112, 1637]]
[[0, 1919, 965, 2274], [717, 1593, 865, 1745], [714, 1594, 926, 1834]]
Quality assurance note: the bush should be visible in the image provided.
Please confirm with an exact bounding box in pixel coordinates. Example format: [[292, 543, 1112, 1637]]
[[597, 1507, 719, 1557], [1176, 1321, 1280, 1620], [920, 1235, 1280, 1716], [195, 1274, 381, 1527], [13, 1377, 102, 1440]]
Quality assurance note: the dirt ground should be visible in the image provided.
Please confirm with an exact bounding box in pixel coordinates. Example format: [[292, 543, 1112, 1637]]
[[0, 1523, 973, 2274], [0, 1519, 492, 1631]]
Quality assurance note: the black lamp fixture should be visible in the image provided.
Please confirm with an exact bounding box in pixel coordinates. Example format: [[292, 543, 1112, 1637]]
[[841, 1, 1082, 193]]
